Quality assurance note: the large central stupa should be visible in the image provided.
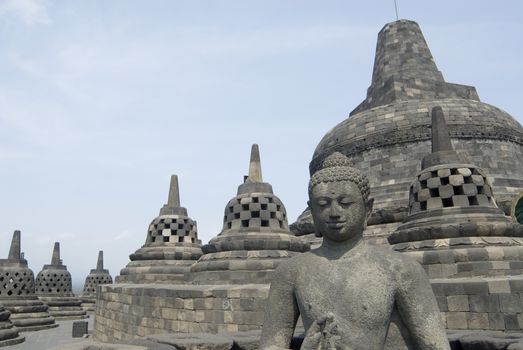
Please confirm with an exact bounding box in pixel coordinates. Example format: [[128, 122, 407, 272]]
[[304, 20, 523, 242]]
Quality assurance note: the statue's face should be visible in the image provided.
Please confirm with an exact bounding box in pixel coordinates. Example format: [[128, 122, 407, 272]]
[[309, 180, 368, 242]]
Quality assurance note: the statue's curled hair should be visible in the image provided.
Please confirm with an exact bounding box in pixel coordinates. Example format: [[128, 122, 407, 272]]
[[309, 152, 370, 202]]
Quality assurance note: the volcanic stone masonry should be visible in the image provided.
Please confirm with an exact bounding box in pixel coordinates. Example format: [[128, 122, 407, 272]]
[[190, 144, 309, 284], [389, 106, 523, 332], [0, 306, 24, 347], [94, 145, 309, 342], [296, 19, 523, 241], [35, 242, 87, 320], [116, 175, 203, 284], [81, 250, 112, 312], [0, 230, 57, 332], [88, 19, 523, 346]]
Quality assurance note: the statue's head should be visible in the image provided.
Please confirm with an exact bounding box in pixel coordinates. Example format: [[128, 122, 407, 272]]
[[308, 152, 373, 242]]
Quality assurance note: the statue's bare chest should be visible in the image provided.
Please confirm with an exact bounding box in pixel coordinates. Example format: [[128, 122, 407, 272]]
[[293, 256, 397, 330]]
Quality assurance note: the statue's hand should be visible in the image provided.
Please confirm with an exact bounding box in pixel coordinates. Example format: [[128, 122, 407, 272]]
[[301, 313, 341, 350]]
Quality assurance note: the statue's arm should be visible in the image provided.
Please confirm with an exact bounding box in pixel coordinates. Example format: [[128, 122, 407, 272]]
[[395, 258, 450, 350], [259, 261, 300, 350]]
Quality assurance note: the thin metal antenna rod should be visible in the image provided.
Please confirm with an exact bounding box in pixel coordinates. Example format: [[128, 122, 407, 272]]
[[394, 0, 399, 20]]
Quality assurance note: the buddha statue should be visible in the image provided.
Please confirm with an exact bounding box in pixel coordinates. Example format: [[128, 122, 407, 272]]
[[260, 152, 449, 349]]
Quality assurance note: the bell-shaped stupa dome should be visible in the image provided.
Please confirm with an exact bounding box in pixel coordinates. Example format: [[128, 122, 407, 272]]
[[0, 231, 57, 331], [190, 144, 309, 284], [36, 242, 87, 320], [117, 175, 203, 283]]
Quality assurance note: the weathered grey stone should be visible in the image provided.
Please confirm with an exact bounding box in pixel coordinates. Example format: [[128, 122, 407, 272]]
[[72, 321, 88, 338], [117, 175, 203, 285], [0, 306, 24, 347], [261, 153, 449, 349], [308, 19, 523, 238], [190, 145, 309, 285], [36, 242, 88, 320], [0, 231, 57, 332], [448, 330, 523, 349], [81, 251, 113, 299]]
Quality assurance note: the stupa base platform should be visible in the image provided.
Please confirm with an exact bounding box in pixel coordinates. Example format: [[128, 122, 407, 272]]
[[116, 258, 196, 285], [0, 322, 25, 347], [80, 297, 96, 312], [116, 274, 186, 284], [38, 297, 89, 320], [189, 251, 306, 285], [0, 298, 57, 332], [94, 283, 269, 342], [0, 334, 25, 347]]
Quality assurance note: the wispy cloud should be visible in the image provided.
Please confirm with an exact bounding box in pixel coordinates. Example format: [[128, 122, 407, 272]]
[[114, 231, 130, 241], [0, 0, 51, 25]]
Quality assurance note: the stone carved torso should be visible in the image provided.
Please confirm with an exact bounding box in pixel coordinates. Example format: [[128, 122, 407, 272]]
[[275, 243, 426, 349]]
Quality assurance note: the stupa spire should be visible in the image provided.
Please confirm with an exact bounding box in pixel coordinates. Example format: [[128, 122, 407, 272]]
[[431, 106, 453, 153], [167, 175, 181, 207], [421, 106, 463, 168], [246, 144, 263, 183], [96, 250, 104, 271], [351, 20, 478, 115], [8, 230, 21, 260], [51, 242, 61, 265]]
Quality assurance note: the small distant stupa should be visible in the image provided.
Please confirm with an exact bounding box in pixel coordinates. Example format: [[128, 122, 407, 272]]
[[35, 242, 87, 320], [0, 231, 57, 331], [81, 251, 112, 312], [117, 175, 203, 283]]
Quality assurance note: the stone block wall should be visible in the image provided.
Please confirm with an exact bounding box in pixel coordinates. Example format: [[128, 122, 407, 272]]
[[94, 277, 523, 342], [433, 276, 523, 331], [94, 284, 269, 342]]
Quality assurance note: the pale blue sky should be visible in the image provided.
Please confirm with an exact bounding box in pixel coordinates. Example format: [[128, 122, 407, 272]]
[[0, 0, 522, 290]]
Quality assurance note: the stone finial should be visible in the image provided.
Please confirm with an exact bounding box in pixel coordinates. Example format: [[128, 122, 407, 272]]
[[51, 242, 61, 265], [159, 175, 188, 216], [431, 106, 453, 153], [246, 144, 263, 183], [167, 175, 181, 207], [237, 144, 273, 195], [8, 230, 21, 260], [421, 107, 463, 168], [96, 251, 104, 271]]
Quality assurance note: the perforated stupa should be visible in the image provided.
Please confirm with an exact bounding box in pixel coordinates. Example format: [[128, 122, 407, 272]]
[[35, 242, 87, 320], [0, 231, 57, 331], [117, 175, 202, 283], [81, 251, 112, 311], [388, 107, 523, 331], [190, 144, 309, 284]]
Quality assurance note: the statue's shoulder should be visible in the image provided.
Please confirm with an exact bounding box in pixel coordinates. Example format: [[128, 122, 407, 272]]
[[272, 251, 316, 279], [281, 250, 319, 269], [363, 244, 424, 275], [273, 252, 320, 284]]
